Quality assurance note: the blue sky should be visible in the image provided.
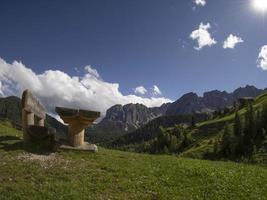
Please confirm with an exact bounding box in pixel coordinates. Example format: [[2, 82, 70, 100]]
[[0, 0, 267, 114]]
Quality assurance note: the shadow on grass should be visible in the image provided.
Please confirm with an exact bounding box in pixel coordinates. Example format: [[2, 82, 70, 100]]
[[0, 135, 24, 152], [0, 135, 56, 155], [0, 135, 20, 142]]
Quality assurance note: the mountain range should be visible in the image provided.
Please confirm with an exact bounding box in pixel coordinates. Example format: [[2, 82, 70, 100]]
[[0, 85, 266, 144], [88, 85, 267, 142]]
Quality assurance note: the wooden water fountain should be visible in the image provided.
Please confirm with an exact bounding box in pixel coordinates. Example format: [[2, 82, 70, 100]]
[[55, 107, 100, 151]]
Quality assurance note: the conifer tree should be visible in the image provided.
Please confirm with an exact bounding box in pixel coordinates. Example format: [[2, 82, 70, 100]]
[[191, 116, 196, 128], [234, 110, 242, 137], [261, 103, 267, 138], [213, 139, 219, 155], [243, 103, 255, 157], [233, 110, 243, 156], [220, 124, 234, 157]]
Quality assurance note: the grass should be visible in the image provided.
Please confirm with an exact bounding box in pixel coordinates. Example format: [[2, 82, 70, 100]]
[[1, 122, 267, 199]]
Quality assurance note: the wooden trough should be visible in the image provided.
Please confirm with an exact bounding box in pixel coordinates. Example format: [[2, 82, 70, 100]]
[[55, 107, 100, 151]]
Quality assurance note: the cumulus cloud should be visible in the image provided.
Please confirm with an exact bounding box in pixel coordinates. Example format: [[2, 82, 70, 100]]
[[0, 57, 172, 117], [152, 85, 162, 96], [0, 81, 3, 96], [134, 86, 147, 95], [257, 45, 267, 70], [194, 0, 206, 6], [190, 22, 216, 50], [223, 34, 244, 49], [84, 65, 100, 78]]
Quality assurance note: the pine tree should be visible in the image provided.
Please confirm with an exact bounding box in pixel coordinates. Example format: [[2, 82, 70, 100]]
[[169, 135, 178, 153], [191, 116, 196, 128], [233, 110, 243, 157], [234, 110, 242, 137], [213, 139, 219, 155], [220, 124, 234, 157], [243, 103, 256, 157], [255, 109, 263, 148], [261, 103, 267, 131]]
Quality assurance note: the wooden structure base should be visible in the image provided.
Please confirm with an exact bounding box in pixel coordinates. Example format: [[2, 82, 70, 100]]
[[59, 141, 98, 152]]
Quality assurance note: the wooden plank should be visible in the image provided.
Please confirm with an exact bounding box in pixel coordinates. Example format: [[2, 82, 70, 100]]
[[21, 90, 46, 119], [55, 107, 100, 119]]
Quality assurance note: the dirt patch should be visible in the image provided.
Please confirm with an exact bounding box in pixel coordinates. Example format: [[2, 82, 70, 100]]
[[17, 152, 70, 169]]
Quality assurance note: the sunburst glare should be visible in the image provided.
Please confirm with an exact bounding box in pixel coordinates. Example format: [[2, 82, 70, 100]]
[[252, 0, 267, 12]]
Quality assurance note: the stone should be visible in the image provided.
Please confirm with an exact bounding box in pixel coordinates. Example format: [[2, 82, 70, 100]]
[[55, 107, 100, 148]]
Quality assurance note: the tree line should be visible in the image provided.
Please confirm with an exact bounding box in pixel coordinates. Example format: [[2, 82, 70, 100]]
[[141, 125, 193, 154], [213, 103, 267, 161]]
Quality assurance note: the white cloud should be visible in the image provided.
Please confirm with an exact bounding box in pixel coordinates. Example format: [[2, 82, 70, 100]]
[[134, 86, 147, 95], [190, 22, 216, 50], [74, 67, 80, 73], [223, 34, 244, 49], [84, 65, 100, 78], [0, 57, 172, 118], [257, 45, 267, 70], [152, 85, 162, 96], [0, 81, 3, 96], [194, 0, 206, 6]]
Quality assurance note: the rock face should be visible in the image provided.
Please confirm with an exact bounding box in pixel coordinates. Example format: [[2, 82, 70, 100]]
[[166, 85, 266, 116], [166, 92, 204, 115], [104, 103, 166, 129], [87, 103, 169, 143]]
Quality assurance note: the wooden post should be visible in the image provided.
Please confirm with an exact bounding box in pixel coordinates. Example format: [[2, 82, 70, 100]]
[[21, 90, 46, 145], [69, 124, 85, 147], [22, 110, 34, 144], [55, 107, 100, 147], [37, 118, 45, 127]]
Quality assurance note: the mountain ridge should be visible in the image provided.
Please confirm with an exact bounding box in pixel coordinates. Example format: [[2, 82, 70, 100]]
[[166, 85, 267, 115], [1, 85, 266, 144], [89, 85, 267, 143]]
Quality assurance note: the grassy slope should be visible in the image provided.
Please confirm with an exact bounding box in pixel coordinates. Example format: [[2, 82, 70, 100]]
[[1, 122, 267, 199], [181, 93, 267, 159]]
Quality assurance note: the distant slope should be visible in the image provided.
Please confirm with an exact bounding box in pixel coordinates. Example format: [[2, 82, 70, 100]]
[[0, 121, 267, 199], [181, 92, 267, 160], [109, 113, 209, 147], [111, 92, 267, 162], [0, 96, 21, 124]]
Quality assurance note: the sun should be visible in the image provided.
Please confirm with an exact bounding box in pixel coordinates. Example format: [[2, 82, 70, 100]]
[[252, 0, 267, 12]]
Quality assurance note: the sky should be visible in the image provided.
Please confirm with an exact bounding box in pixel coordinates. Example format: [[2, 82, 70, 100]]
[[0, 0, 267, 116]]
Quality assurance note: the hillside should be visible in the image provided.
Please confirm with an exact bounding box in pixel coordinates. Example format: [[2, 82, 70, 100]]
[[109, 113, 209, 147], [181, 92, 267, 160], [0, 122, 267, 199], [111, 92, 267, 162]]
